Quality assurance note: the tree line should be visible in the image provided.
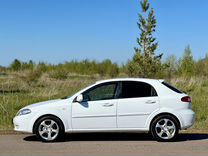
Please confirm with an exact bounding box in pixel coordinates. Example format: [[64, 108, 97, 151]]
[[1, 46, 207, 80], [6, 59, 120, 79]]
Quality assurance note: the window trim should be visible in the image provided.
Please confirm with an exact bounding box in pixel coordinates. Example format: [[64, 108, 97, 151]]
[[162, 82, 183, 94], [82, 82, 119, 102], [119, 81, 158, 99]]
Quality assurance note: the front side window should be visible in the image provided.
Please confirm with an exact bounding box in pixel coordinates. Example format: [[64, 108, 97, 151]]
[[121, 81, 157, 98], [83, 82, 118, 101]]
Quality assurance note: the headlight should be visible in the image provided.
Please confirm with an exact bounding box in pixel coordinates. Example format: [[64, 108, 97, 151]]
[[17, 109, 31, 116]]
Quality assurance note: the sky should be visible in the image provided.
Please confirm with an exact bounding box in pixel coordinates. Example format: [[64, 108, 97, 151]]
[[0, 0, 208, 66]]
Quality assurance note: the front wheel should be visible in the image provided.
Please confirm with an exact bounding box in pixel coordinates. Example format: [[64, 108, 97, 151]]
[[35, 116, 64, 142], [151, 115, 179, 141]]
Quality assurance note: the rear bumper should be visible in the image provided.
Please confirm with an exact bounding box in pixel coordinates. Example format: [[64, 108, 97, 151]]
[[178, 109, 195, 129]]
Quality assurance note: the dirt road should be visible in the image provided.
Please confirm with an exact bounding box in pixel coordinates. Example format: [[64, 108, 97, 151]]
[[0, 133, 207, 156]]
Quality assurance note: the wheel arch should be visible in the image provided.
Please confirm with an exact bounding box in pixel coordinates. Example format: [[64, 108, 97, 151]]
[[32, 114, 65, 134], [149, 112, 181, 130]]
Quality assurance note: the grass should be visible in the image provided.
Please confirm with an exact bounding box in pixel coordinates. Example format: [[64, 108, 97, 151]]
[[0, 72, 208, 131], [0, 72, 97, 130], [170, 77, 208, 131]]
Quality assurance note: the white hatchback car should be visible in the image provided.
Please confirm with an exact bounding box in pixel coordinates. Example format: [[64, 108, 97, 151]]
[[13, 78, 195, 142]]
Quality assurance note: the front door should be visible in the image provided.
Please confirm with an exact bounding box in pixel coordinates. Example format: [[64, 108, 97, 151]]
[[72, 82, 118, 129]]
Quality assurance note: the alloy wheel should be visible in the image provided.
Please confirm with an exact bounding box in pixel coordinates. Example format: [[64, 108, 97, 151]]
[[155, 118, 176, 140], [38, 119, 59, 141]]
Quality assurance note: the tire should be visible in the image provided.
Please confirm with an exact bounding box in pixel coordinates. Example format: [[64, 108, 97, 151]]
[[34, 116, 65, 142], [150, 115, 179, 142]]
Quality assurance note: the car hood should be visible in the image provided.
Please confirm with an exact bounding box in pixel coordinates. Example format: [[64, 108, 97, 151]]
[[23, 98, 73, 110], [26, 99, 62, 108]]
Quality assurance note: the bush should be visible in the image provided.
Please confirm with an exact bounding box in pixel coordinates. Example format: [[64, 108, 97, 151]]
[[20, 69, 42, 85], [49, 69, 68, 80]]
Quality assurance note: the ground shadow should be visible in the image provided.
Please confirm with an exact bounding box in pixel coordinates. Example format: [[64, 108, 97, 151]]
[[177, 133, 208, 141], [23, 133, 208, 142]]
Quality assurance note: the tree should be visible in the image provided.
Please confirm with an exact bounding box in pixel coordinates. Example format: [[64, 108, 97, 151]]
[[37, 62, 48, 73], [178, 45, 195, 76], [165, 55, 178, 79], [98, 59, 119, 77], [127, 0, 163, 78], [195, 53, 208, 76], [21, 60, 35, 70], [10, 59, 22, 71]]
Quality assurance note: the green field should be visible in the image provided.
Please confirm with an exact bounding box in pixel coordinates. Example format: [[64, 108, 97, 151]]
[[0, 72, 207, 131]]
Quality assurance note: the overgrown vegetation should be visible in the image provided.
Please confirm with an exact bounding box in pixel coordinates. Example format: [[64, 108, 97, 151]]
[[0, 51, 208, 130], [0, 73, 97, 130], [0, 73, 207, 131]]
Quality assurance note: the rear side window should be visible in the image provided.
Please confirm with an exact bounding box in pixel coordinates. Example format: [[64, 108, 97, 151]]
[[162, 82, 183, 94], [121, 81, 157, 98]]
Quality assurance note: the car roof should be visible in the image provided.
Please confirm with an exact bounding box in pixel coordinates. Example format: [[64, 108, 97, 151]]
[[96, 78, 163, 84]]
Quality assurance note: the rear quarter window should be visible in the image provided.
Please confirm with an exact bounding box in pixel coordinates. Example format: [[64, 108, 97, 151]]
[[162, 82, 183, 94]]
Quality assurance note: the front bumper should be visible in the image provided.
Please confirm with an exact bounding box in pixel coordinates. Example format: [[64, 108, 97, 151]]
[[13, 115, 33, 133]]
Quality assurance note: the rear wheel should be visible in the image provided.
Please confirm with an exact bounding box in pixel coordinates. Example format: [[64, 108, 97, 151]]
[[35, 116, 64, 142], [151, 115, 179, 141]]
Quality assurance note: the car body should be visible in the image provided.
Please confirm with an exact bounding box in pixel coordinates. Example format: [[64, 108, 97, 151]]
[[13, 78, 195, 142]]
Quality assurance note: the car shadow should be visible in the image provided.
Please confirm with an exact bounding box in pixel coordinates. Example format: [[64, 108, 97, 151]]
[[23, 132, 208, 142]]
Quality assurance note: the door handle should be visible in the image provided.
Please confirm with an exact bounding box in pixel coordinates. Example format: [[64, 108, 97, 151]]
[[102, 103, 114, 107], [145, 100, 156, 104]]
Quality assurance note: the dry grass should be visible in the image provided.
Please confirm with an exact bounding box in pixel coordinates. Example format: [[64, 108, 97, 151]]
[[170, 76, 208, 130], [0, 72, 207, 131], [0, 71, 98, 130]]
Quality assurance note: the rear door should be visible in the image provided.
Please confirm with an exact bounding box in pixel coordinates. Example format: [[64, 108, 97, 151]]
[[117, 81, 159, 128]]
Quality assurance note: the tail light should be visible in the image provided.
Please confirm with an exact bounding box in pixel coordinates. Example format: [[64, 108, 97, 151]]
[[181, 96, 192, 103]]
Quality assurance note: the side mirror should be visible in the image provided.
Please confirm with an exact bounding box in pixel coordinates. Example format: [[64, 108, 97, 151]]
[[76, 94, 83, 103]]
